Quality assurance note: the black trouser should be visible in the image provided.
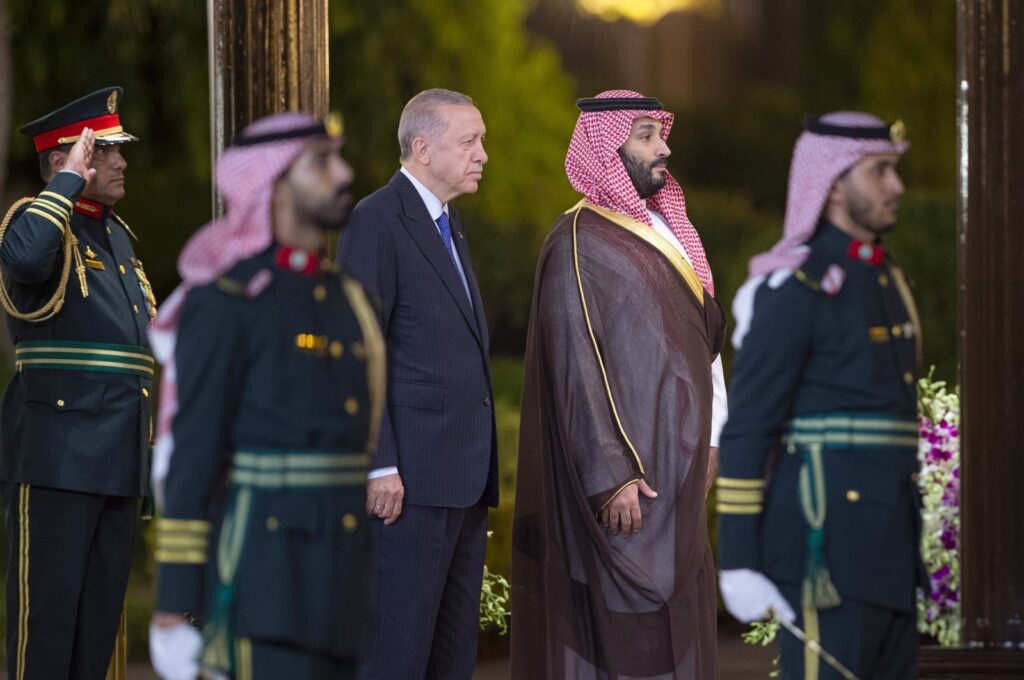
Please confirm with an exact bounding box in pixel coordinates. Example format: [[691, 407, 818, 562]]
[[232, 637, 358, 680], [359, 502, 488, 680], [3, 483, 136, 680], [779, 586, 917, 680]]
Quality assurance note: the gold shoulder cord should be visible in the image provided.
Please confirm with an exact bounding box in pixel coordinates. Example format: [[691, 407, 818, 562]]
[[0, 197, 89, 322]]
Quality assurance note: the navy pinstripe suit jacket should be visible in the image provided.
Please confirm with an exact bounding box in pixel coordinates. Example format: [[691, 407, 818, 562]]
[[338, 171, 498, 509]]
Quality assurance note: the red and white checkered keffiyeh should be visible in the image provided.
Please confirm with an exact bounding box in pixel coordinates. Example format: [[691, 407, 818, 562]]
[[148, 112, 323, 505], [746, 111, 909, 279], [566, 89, 714, 295]]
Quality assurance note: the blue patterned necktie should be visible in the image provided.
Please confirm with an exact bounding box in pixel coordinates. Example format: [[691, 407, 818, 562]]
[[435, 211, 472, 301], [436, 211, 458, 265]]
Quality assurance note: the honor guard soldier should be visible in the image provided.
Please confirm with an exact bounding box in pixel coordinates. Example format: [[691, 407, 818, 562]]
[[0, 86, 155, 679], [717, 113, 929, 680], [148, 112, 382, 680]]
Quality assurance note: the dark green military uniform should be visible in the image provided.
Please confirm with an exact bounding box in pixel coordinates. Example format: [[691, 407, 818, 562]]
[[0, 88, 153, 680], [718, 221, 929, 680], [155, 245, 382, 680]]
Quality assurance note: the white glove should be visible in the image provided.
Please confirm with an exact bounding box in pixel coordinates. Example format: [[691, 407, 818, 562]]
[[719, 568, 796, 623], [149, 621, 202, 680]]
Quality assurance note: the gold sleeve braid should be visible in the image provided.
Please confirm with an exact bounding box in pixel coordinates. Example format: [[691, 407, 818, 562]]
[[0, 197, 89, 322]]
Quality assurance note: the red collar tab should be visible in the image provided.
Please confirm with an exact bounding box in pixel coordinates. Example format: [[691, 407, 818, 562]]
[[275, 246, 319, 275], [33, 113, 123, 153], [846, 240, 885, 266], [73, 197, 109, 219]]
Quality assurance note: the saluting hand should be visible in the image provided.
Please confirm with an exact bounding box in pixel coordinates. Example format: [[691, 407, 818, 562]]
[[64, 127, 97, 182], [601, 479, 658, 538], [367, 472, 405, 525]]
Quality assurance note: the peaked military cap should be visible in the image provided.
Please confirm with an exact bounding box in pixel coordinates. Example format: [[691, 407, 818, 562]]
[[19, 86, 139, 153]]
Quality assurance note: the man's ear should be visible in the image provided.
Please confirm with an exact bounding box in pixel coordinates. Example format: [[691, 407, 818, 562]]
[[272, 175, 294, 211], [49, 150, 67, 174], [411, 137, 431, 166], [826, 178, 846, 211]]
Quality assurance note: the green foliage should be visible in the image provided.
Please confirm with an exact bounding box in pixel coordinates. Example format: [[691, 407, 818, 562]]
[[742, 618, 779, 646], [673, 84, 805, 211], [884, 190, 957, 380], [741, 620, 781, 677], [682, 187, 781, 371], [479, 560, 512, 636], [328, 0, 579, 346], [816, 0, 957, 193]]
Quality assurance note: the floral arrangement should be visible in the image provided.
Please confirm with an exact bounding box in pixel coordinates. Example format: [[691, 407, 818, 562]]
[[916, 370, 961, 646]]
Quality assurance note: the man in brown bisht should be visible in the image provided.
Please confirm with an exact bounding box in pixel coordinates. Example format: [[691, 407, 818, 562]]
[[511, 90, 724, 680]]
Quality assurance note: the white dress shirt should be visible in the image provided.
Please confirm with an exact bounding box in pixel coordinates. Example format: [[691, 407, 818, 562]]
[[647, 209, 729, 447]]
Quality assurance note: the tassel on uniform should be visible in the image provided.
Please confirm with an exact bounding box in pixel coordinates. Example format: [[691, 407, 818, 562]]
[[201, 583, 236, 675], [802, 527, 841, 609], [201, 486, 252, 676], [798, 442, 841, 610], [71, 237, 89, 298]]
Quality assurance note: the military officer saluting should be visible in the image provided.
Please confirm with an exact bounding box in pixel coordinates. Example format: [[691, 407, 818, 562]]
[[0, 86, 154, 680], [148, 112, 382, 680], [716, 112, 928, 680]]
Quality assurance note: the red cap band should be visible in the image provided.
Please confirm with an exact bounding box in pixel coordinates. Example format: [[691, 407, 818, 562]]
[[33, 113, 122, 152]]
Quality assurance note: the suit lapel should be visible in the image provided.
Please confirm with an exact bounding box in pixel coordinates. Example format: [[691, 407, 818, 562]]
[[391, 172, 482, 344]]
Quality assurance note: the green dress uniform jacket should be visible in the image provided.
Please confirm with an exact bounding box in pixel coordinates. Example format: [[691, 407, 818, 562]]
[[717, 221, 928, 614], [1, 170, 155, 497], [155, 246, 383, 669]]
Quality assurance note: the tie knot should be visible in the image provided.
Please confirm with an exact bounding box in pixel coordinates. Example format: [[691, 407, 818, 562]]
[[436, 212, 450, 229]]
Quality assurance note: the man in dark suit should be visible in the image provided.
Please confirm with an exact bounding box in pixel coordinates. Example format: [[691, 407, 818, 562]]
[[338, 88, 499, 680]]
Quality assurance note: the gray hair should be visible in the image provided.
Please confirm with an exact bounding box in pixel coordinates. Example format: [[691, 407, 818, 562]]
[[398, 88, 475, 161]]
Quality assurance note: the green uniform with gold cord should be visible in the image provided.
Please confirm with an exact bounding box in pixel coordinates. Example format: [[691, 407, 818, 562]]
[[718, 221, 930, 680], [155, 245, 382, 680], [0, 86, 154, 680]]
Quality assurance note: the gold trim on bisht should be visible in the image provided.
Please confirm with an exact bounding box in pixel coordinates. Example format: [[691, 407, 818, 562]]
[[565, 199, 706, 306], [570, 208, 646, 476]]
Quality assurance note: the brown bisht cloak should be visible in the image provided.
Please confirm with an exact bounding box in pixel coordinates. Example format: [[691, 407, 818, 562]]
[[511, 202, 725, 679]]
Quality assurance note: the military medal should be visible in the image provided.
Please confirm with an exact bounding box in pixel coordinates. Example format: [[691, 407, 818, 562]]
[[130, 257, 158, 319]]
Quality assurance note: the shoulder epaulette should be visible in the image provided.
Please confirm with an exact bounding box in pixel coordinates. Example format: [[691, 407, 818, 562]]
[[793, 247, 845, 297], [215, 276, 247, 296], [214, 261, 275, 299]]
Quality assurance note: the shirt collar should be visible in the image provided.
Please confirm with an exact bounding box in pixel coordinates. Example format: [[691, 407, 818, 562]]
[[400, 166, 447, 222]]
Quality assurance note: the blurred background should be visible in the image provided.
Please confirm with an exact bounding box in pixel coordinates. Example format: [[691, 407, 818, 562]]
[[0, 0, 955, 674]]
